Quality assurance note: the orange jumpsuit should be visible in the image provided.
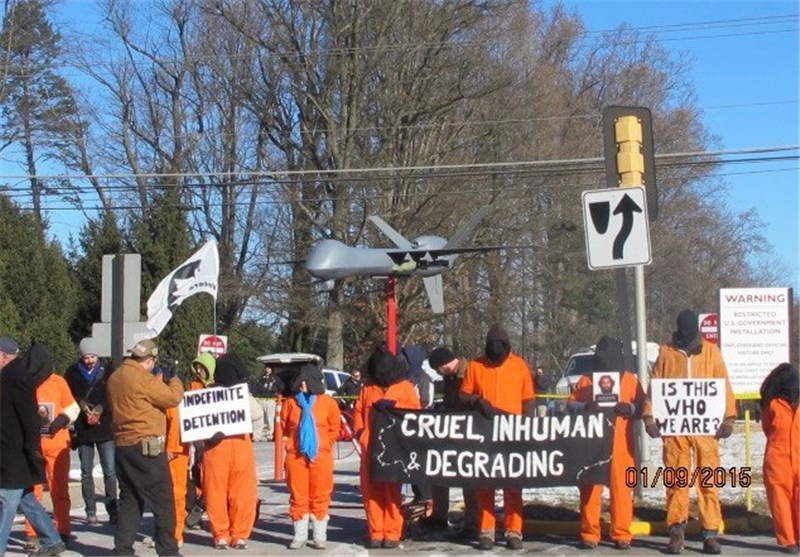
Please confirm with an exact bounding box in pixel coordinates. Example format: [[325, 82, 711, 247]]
[[25, 373, 76, 538], [762, 398, 800, 548], [353, 380, 421, 544], [460, 353, 535, 536], [281, 393, 341, 520], [165, 405, 190, 543], [569, 371, 644, 544], [642, 339, 736, 530], [201, 433, 257, 544]]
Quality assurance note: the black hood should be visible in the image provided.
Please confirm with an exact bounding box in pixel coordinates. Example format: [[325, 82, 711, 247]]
[[484, 324, 511, 366], [27, 343, 54, 387], [592, 336, 624, 371], [760, 362, 799, 409], [366, 346, 406, 388], [214, 353, 248, 387], [291, 364, 325, 395], [672, 309, 702, 355]]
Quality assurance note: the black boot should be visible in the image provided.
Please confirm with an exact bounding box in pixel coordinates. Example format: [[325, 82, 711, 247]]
[[667, 523, 685, 554], [106, 498, 118, 525]]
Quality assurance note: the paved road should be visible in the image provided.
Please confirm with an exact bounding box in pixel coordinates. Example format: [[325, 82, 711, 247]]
[[5, 441, 785, 556]]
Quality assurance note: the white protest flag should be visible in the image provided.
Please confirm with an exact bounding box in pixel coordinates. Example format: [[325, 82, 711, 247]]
[[146, 240, 219, 336]]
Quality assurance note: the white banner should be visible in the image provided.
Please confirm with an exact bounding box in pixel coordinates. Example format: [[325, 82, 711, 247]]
[[651, 379, 726, 436], [719, 287, 792, 395], [178, 384, 253, 443], [146, 241, 219, 336]]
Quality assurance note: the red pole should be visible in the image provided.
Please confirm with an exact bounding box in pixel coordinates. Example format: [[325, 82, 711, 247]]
[[386, 276, 397, 354]]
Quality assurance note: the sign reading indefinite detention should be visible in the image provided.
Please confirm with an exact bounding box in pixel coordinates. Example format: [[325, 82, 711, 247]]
[[178, 384, 253, 443]]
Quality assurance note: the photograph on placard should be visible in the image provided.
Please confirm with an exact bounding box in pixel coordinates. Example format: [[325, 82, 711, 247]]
[[592, 371, 620, 406]]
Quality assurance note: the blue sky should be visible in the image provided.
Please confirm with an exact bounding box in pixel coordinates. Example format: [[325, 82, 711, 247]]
[[552, 0, 799, 289], [41, 1, 799, 292]]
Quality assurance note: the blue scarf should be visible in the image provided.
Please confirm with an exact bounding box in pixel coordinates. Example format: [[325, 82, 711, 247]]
[[296, 392, 318, 461], [78, 360, 101, 385]]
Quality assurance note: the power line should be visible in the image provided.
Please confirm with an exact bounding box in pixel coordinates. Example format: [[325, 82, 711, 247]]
[[0, 145, 795, 182], [2, 149, 796, 210]]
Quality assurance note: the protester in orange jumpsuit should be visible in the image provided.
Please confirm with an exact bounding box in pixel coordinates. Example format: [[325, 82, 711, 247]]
[[281, 364, 341, 550], [152, 364, 191, 548], [184, 352, 216, 531], [24, 363, 81, 550], [759, 363, 799, 554], [567, 336, 644, 551], [643, 309, 736, 555], [353, 345, 421, 549], [459, 324, 535, 551], [201, 353, 257, 550]]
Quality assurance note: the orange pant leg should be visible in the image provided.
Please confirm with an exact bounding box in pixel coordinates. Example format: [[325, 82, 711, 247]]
[[502, 489, 523, 535], [24, 446, 70, 537], [49, 448, 71, 535], [168, 454, 189, 543], [202, 443, 232, 542], [765, 462, 800, 547], [692, 437, 722, 531], [285, 452, 311, 520], [359, 462, 383, 541], [226, 437, 257, 541], [579, 484, 603, 543], [609, 454, 634, 542], [359, 459, 403, 542], [663, 436, 692, 526], [308, 451, 334, 520], [477, 488, 497, 533], [380, 481, 403, 542]]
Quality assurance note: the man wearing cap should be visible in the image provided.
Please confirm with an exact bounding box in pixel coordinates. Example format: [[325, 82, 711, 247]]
[[64, 338, 118, 526], [0, 338, 66, 556], [642, 309, 736, 555], [426, 346, 478, 539], [459, 324, 536, 551], [107, 339, 184, 556]]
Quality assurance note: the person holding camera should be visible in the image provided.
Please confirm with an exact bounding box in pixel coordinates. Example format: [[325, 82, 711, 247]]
[[64, 338, 119, 526], [107, 339, 184, 557]]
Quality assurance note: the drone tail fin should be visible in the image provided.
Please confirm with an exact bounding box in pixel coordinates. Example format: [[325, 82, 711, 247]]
[[423, 274, 444, 314]]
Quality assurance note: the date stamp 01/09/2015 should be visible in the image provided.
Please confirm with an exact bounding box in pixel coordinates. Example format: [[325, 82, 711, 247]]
[[625, 466, 752, 489]]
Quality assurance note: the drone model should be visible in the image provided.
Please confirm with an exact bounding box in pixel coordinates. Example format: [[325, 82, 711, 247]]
[[305, 206, 493, 314]]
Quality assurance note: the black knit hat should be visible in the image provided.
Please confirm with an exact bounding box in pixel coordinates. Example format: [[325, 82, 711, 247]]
[[428, 347, 456, 370]]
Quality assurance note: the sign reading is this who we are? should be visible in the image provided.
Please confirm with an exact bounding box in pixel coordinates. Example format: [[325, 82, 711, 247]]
[[650, 379, 726, 436]]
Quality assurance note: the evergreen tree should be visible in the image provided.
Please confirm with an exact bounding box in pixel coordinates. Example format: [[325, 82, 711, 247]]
[[0, 194, 79, 369]]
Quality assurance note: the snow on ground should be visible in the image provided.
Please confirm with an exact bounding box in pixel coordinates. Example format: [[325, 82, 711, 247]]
[[517, 425, 766, 509]]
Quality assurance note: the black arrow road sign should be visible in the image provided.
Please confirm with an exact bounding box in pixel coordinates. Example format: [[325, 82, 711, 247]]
[[612, 193, 643, 259]]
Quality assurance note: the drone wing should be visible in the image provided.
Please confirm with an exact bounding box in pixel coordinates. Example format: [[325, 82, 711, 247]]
[[368, 215, 413, 249]]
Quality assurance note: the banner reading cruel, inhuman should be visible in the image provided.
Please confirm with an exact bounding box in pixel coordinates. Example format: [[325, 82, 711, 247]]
[[369, 408, 613, 489]]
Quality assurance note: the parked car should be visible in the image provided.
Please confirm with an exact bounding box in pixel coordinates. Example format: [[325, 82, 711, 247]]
[[553, 342, 660, 413], [255, 352, 349, 396]]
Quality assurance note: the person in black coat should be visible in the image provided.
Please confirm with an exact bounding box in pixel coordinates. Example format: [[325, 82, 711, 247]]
[[0, 338, 65, 556], [63, 338, 118, 525]]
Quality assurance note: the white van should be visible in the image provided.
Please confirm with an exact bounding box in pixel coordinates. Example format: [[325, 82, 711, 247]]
[[255, 352, 350, 396], [553, 342, 660, 413]]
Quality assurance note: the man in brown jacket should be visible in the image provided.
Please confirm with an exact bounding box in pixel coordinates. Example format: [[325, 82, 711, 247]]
[[107, 339, 184, 556]]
